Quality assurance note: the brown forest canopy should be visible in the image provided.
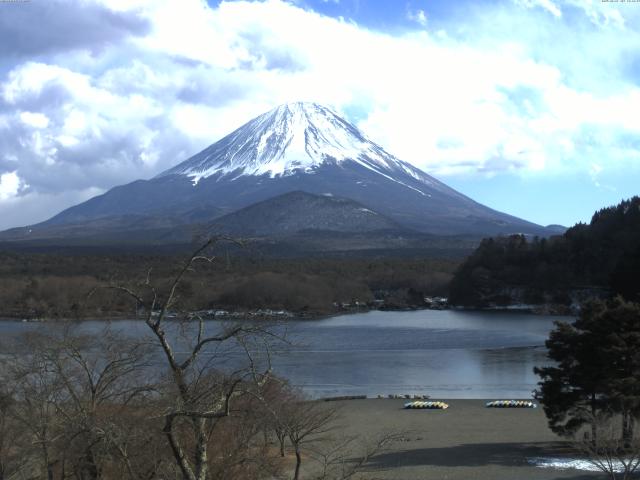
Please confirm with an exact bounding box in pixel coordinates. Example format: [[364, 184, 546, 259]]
[[0, 253, 458, 319]]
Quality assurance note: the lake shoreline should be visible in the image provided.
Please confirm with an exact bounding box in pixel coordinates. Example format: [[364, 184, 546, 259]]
[[2, 302, 573, 324], [0, 304, 446, 323]]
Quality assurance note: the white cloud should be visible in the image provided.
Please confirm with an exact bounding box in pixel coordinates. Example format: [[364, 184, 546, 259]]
[[565, 0, 625, 28], [514, 0, 563, 18], [2, 62, 90, 105], [407, 9, 427, 26], [588, 161, 617, 191], [20, 111, 50, 129], [1, 60, 175, 188], [0, 171, 27, 201], [102, 0, 637, 179]]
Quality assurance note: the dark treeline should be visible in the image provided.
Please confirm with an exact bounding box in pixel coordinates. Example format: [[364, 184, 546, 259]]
[[449, 196, 640, 309], [0, 252, 458, 319]]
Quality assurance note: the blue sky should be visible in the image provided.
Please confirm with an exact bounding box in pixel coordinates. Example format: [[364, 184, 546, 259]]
[[0, 0, 638, 229]]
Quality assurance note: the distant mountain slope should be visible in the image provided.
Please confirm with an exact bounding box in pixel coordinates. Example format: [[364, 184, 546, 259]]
[[449, 197, 640, 308], [544, 224, 567, 235], [208, 191, 402, 236], [1, 102, 551, 246]]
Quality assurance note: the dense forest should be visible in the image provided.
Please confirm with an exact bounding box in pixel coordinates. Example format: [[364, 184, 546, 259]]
[[449, 197, 640, 309], [0, 251, 458, 319]]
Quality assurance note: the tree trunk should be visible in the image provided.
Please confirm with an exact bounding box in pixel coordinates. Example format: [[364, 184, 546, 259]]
[[621, 410, 634, 449], [591, 393, 598, 447], [62, 450, 67, 480], [41, 443, 54, 480], [276, 430, 286, 457], [194, 418, 209, 480], [164, 417, 196, 480], [293, 446, 301, 480], [78, 447, 100, 480]]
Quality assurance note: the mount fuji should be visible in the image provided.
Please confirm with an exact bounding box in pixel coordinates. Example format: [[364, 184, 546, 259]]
[[1, 102, 551, 248]]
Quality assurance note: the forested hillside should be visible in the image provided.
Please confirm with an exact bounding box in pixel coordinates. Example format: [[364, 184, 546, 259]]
[[449, 197, 640, 309], [0, 252, 457, 319]]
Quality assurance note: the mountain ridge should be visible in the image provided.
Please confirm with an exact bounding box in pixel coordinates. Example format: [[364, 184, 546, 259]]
[[1, 102, 553, 246]]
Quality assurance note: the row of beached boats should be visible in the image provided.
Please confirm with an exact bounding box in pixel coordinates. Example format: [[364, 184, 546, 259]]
[[404, 401, 449, 409], [485, 400, 537, 408], [404, 400, 537, 410]]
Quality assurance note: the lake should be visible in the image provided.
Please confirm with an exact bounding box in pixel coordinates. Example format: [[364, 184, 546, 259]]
[[0, 309, 568, 399]]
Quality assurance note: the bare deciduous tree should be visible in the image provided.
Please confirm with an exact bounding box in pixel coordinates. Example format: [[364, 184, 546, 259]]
[[99, 237, 284, 480], [308, 431, 406, 480], [2, 327, 159, 480], [576, 412, 640, 480], [0, 386, 28, 480], [282, 398, 339, 480], [3, 336, 64, 480]]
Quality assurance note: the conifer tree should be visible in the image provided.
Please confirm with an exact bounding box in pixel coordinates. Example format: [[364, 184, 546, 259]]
[[535, 298, 640, 444]]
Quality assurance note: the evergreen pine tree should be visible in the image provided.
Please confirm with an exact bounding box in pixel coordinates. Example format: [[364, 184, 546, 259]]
[[535, 298, 640, 444]]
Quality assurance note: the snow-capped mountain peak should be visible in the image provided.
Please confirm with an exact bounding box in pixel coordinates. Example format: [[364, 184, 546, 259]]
[[159, 102, 431, 187], [11, 102, 548, 239]]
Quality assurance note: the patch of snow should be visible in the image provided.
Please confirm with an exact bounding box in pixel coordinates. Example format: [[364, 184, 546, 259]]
[[528, 457, 627, 472], [157, 102, 439, 197], [358, 208, 376, 214], [256, 130, 273, 156]]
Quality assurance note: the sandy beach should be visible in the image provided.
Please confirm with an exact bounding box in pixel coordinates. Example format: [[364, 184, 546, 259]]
[[311, 399, 602, 480]]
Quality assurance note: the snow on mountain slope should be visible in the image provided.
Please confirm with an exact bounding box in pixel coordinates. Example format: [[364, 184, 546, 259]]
[[158, 102, 439, 196]]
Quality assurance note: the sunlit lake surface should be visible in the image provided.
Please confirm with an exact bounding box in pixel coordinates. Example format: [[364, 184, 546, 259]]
[[0, 309, 569, 399]]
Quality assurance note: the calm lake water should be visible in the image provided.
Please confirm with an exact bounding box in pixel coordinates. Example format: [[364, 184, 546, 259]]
[[0, 309, 569, 399]]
